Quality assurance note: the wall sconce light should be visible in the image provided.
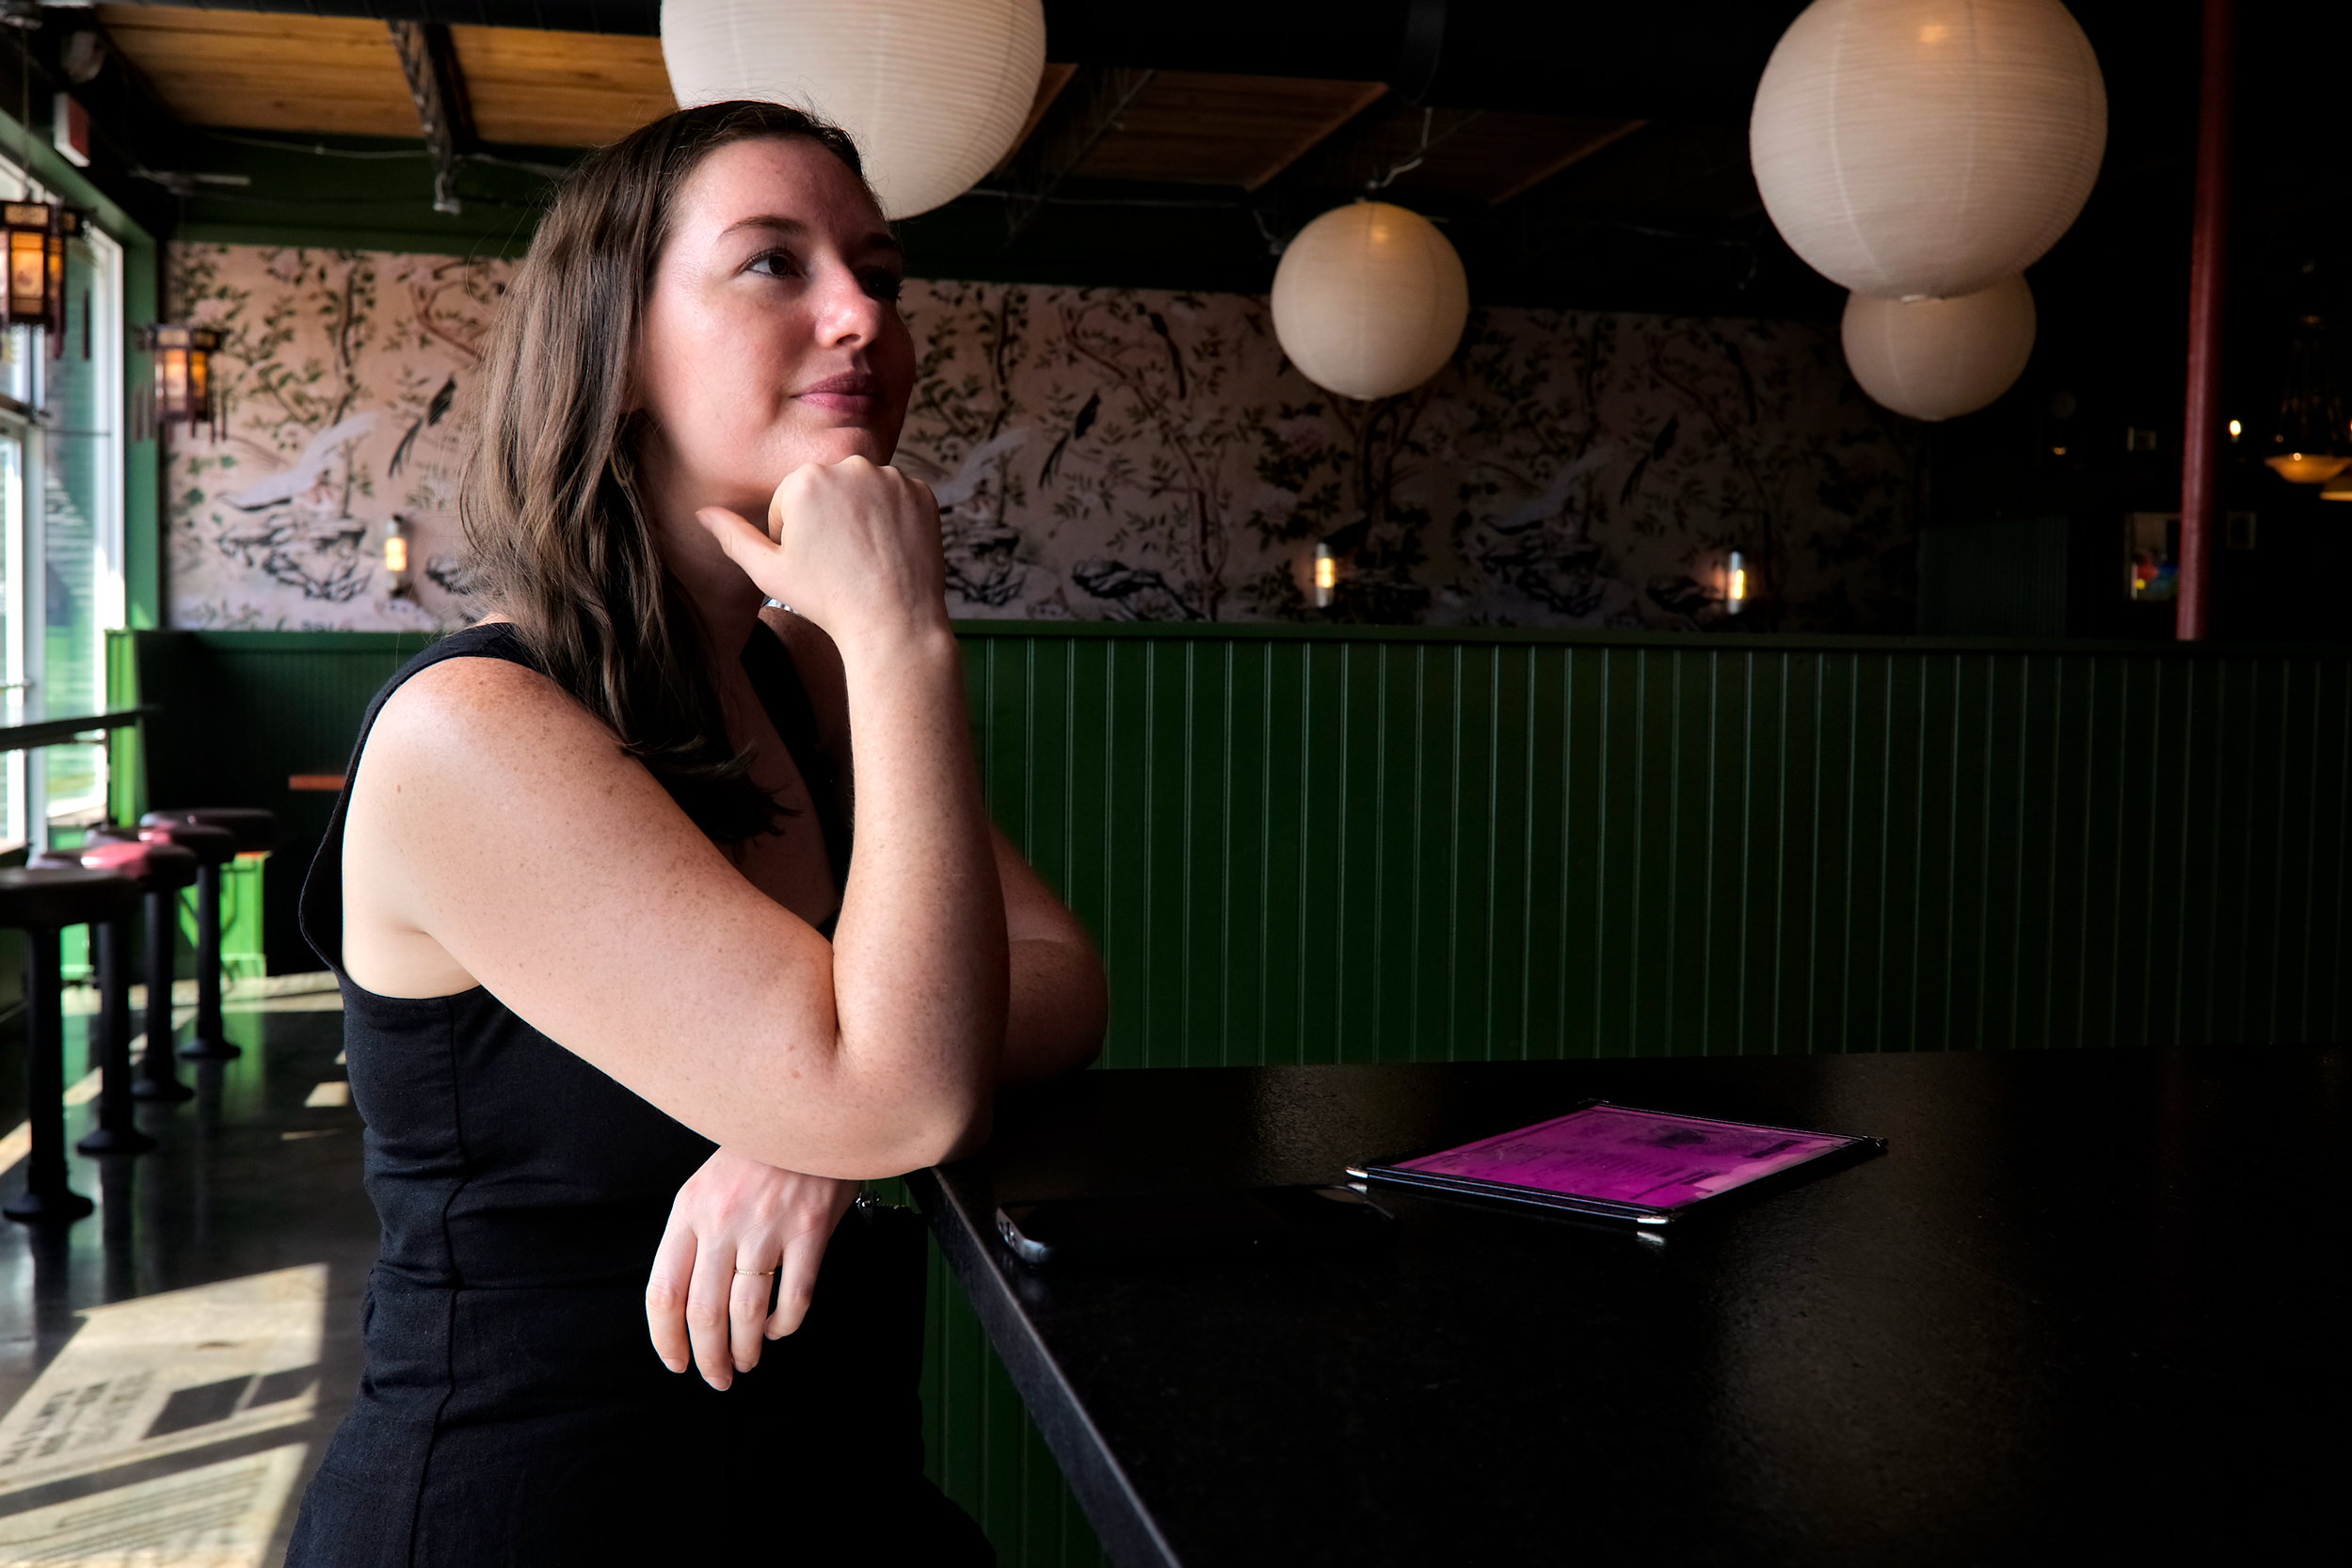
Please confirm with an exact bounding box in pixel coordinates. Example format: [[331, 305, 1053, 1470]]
[[1724, 550, 1752, 616], [137, 324, 223, 436], [1311, 541, 1337, 609], [384, 514, 412, 597], [2227, 418, 2242, 442], [2, 201, 80, 354]]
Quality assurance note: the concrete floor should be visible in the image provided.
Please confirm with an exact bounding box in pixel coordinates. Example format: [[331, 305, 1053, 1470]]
[[0, 992, 363, 1566]]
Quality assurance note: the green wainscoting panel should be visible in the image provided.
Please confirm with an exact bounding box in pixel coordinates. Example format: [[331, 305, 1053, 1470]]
[[962, 627, 2349, 1066], [123, 622, 2350, 1567], [125, 631, 439, 971]]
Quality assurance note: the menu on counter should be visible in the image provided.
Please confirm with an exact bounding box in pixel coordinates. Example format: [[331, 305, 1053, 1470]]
[[1360, 1102, 1878, 1223]]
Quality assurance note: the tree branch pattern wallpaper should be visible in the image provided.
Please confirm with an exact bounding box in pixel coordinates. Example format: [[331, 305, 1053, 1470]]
[[163, 242, 1920, 633]]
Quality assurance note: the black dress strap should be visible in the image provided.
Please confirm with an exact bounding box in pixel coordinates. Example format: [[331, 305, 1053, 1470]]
[[741, 620, 853, 890]]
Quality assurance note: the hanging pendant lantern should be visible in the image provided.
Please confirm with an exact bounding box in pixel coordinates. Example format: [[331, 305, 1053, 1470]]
[[1, 201, 81, 354], [1751, 0, 2106, 300], [1842, 276, 2038, 421], [2264, 315, 2351, 485], [138, 324, 225, 436], [1272, 201, 1469, 402], [661, 0, 1047, 220]]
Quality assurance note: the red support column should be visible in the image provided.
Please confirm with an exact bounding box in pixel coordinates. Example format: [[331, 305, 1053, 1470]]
[[2179, 0, 2235, 641]]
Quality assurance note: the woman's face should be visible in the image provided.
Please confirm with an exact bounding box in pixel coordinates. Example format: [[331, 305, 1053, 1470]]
[[634, 136, 915, 523]]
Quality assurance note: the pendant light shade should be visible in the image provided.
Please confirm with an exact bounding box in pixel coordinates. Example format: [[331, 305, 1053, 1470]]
[[660, 0, 1046, 220], [1842, 275, 2036, 422], [1271, 202, 1469, 402], [2264, 315, 2351, 484], [1751, 0, 2106, 300]]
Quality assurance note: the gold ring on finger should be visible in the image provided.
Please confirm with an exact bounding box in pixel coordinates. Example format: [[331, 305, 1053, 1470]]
[[734, 1267, 776, 1277]]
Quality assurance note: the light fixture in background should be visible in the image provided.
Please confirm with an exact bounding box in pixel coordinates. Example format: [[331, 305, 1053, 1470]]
[[1841, 276, 2037, 421], [1272, 202, 1469, 401], [2323, 471, 2352, 503], [660, 0, 1046, 219], [2, 201, 80, 352], [1750, 0, 2106, 300], [2264, 315, 2351, 484], [137, 324, 222, 436], [2228, 418, 2243, 442], [1310, 542, 1337, 609], [1724, 551, 1752, 616], [383, 515, 411, 597]]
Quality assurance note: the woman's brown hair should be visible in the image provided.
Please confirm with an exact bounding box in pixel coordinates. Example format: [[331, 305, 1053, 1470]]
[[461, 100, 868, 845]]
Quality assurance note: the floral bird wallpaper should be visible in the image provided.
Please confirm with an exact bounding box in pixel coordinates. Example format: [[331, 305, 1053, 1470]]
[[163, 243, 1920, 632]]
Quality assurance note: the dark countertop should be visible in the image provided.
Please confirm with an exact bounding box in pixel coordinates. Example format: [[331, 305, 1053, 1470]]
[[910, 1048, 2349, 1568], [0, 702, 149, 752]]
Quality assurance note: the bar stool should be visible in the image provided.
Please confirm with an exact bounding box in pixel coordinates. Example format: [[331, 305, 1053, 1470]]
[[88, 822, 225, 1098], [32, 839, 198, 1156], [142, 808, 280, 1061], [0, 867, 140, 1224]]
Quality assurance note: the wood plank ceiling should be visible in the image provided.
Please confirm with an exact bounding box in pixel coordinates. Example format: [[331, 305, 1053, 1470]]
[[93, 6, 1645, 210]]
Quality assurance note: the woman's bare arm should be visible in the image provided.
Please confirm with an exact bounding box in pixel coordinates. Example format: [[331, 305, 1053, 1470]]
[[994, 827, 1107, 1083], [345, 459, 1007, 1178]]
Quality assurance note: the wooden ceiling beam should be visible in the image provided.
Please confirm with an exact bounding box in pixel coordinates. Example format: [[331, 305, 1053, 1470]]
[[997, 65, 1160, 243], [1485, 120, 1646, 206], [1238, 79, 1386, 192], [991, 61, 1078, 177], [387, 20, 472, 213]]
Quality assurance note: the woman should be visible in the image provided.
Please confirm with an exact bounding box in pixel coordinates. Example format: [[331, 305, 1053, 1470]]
[[288, 101, 1107, 1564]]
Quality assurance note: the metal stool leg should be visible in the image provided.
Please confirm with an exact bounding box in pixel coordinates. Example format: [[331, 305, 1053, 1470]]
[[79, 916, 156, 1155], [5, 927, 95, 1224], [131, 889, 192, 1103], [180, 862, 238, 1061]]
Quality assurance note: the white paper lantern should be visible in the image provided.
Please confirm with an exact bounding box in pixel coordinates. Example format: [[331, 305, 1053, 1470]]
[[1271, 202, 1469, 402], [661, 0, 1046, 220], [1752, 0, 2105, 299], [1843, 275, 2036, 421]]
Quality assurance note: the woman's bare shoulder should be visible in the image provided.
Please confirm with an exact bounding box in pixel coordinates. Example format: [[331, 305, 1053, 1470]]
[[365, 648, 623, 777]]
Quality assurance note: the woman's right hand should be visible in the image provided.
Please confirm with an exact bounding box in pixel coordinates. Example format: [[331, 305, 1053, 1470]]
[[694, 456, 947, 649]]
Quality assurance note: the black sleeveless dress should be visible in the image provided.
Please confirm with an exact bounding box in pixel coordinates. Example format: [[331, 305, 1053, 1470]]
[[286, 622, 992, 1566]]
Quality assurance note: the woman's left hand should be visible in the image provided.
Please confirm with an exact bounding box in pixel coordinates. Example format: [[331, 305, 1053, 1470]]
[[647, 1147, 859, 1389]]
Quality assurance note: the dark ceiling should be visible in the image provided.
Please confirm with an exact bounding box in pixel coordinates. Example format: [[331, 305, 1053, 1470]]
[[13, 0, 2352, 408]]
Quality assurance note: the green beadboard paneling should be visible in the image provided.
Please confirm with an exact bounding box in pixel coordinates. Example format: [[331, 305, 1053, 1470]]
[[130, 624, 2350, 1568], [959, 632, 2348, 1069]]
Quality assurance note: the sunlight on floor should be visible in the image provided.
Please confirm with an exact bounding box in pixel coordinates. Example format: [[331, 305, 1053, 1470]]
[[0, 1443, 307, 1566], [0, 1266, 325, 1499]]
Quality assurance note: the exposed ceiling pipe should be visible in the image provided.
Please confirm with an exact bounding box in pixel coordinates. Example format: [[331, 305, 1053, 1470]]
[[92, 1, 1811, 120]]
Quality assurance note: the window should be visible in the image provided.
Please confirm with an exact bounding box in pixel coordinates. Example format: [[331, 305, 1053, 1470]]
[[0, 153, 124, 848]]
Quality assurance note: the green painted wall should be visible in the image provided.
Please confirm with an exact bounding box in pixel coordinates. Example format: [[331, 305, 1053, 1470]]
[[124, 622, 2351, 1565]]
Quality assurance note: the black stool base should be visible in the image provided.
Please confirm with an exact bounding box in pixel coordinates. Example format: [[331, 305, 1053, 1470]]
[[178, 1035, 242, 1061], [131, 1076, 195, 1103], [76, 1125, 157, 1156], [4, 1189, 94, 1224]]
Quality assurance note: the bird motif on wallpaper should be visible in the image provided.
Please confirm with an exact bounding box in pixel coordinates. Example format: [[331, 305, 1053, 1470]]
[[928, 427, 1032, 511], [221, 412, 381, 510], [1618, 415, 1680, 506], [388, 376, 458, 477], [1037, 392, 1101, 488], [1146, 312, 1187, 400], [1485, 444, 1618, 534]]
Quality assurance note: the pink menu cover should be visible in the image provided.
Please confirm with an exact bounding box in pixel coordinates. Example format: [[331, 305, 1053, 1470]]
[[1393, 1103, 1854, 1211]]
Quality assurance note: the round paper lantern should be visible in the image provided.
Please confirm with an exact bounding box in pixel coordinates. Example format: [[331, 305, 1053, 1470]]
[[1752, 0, 2106, 299], [1842, 275, 2036, 421], [1271, 202, 1469, 401], [661, 0, 1046, 220]]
